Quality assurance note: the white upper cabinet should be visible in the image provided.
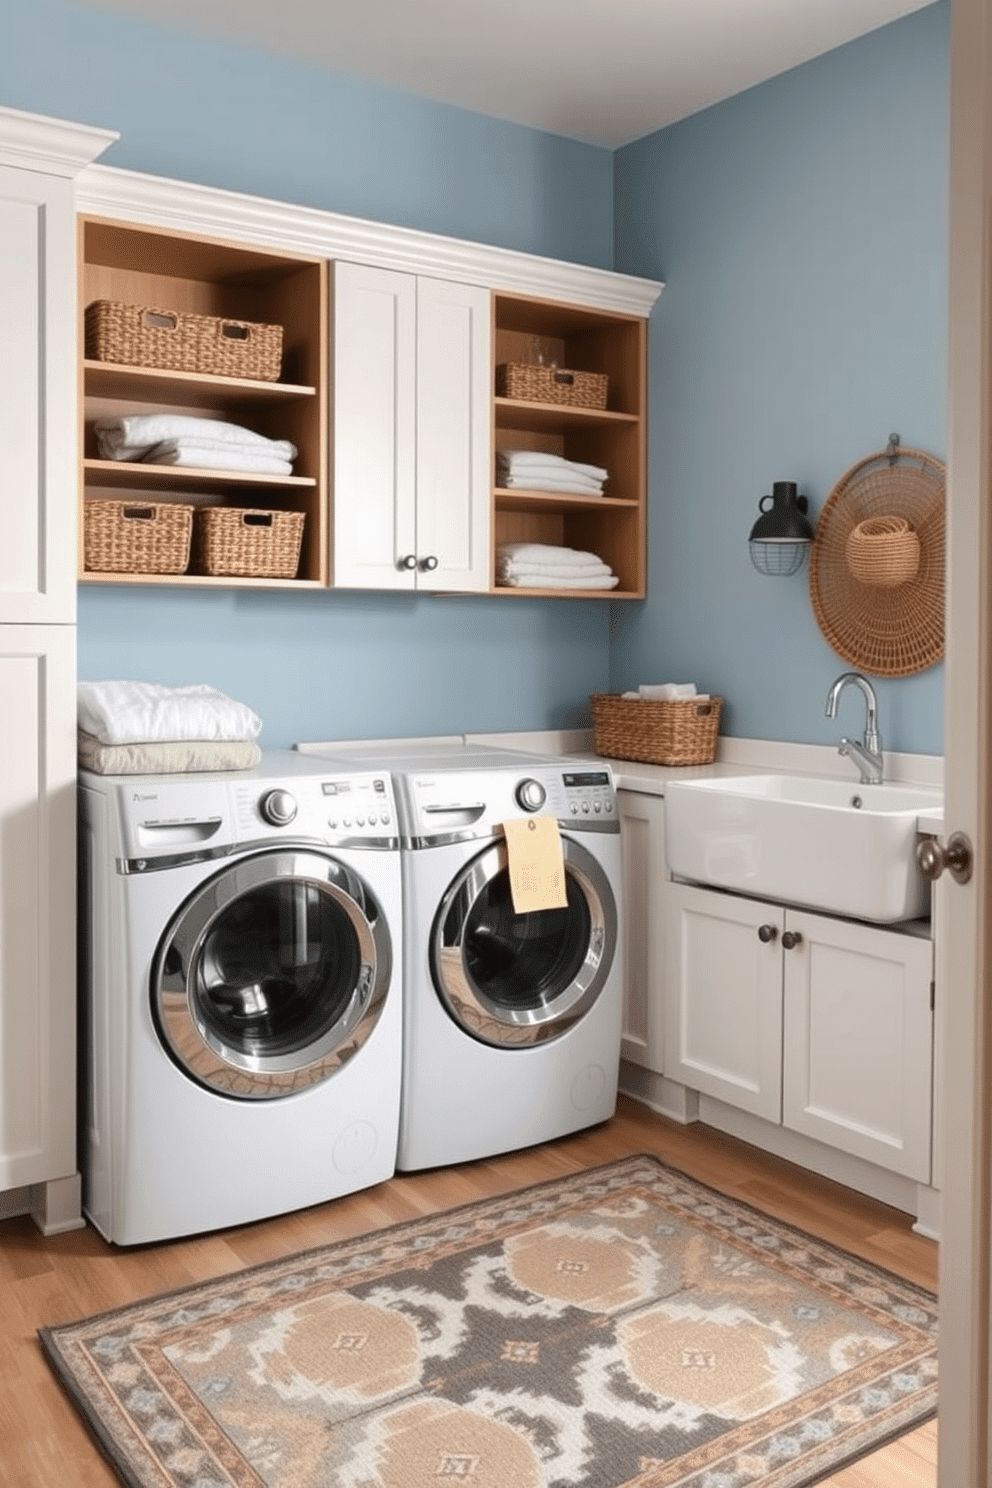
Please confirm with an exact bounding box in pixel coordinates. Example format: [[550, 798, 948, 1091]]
[[0, 109, 116, 623], [332, 260, 491, 592]]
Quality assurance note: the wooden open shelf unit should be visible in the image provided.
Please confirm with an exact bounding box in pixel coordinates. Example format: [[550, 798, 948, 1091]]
[[78, 218, 328, 587], [491, 292, 647, 599]]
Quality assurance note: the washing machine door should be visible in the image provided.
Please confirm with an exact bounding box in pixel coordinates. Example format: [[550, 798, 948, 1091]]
[[430, 834, 617, 1048], [151, 849, 392, 1100]]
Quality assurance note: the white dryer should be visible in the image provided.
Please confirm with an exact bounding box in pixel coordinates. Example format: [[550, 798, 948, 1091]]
[[78, 750, 402, 1245], [298, 740, 624, 1171]]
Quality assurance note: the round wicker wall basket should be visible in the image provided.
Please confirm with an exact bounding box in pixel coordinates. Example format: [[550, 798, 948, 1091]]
[[809, 445, 946, 677]]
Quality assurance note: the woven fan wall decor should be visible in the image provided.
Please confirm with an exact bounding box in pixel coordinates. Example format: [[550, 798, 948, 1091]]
[[809, 444, 946, 676]]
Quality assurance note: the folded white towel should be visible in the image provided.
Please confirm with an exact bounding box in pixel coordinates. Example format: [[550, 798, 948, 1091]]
[[497, 543, 610, 569], [141, 439, 294, 475], [497, 573, 619, 590], [639, 683, 699, 701], [95, 415, 292, 452], [497, 450, 608, 482], [498, 560, 613, 581], [500, 474, 605, 496], [78, 681, 263, 745]]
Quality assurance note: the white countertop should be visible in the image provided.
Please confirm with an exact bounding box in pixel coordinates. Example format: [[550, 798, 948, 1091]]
[[467, 728, 945, 832]]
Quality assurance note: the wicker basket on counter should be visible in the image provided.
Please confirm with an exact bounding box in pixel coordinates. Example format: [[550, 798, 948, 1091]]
[[496, 362, 608, 410], [192, 507, 305, 579], [85, 300, 284, 382], [590, 693, 723, 766], [83, 499, 193, 575]]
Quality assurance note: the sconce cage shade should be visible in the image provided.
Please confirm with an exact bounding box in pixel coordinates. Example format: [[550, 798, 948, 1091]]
[[748, 538, 809, 577], [749, 480, 814, 577]]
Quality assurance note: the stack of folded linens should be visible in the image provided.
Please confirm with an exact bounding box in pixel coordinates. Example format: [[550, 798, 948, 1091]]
[[496, 450, 607, 496], [496, 542, 619, 590], [77, 680, 263, 775], [93, 415, 296, 475]]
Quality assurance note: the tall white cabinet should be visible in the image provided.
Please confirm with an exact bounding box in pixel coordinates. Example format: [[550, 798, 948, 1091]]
[[0, 108, 114, 1232], [332, 260, 491, 592]]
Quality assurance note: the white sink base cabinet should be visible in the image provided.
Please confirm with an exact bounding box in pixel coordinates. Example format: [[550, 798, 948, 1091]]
[[661, 880, 937, 1231]]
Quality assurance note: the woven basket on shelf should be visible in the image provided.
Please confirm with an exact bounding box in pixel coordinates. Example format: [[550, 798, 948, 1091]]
[[496, 362, 608, 411], [590, 694, 723, 767], [83, 500, 193, 574], [85, 300, 283, 382], [192, 507, 305, 579]]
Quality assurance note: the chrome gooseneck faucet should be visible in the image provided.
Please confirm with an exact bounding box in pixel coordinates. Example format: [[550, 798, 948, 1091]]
[[825, 671, 884, 784]]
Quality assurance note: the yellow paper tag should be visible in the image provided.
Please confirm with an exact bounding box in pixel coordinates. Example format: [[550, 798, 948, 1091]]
[[502, 816, 568, 914]]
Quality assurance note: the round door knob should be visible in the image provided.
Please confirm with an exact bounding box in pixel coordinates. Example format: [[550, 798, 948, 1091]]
[[260, 788, 297, 826], [419, 555, 439, 572], [399, 554, 418, 571], [917, 832, 973, 885], [516, 778, 547, 812], [757, 924, 777, 943], [781, 930, 803, 950]]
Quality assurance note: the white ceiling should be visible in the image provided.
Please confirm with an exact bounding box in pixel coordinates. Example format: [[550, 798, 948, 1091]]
[[86, 0, 935, 148]]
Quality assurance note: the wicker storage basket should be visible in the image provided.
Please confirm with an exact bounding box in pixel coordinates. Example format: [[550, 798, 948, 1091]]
[[590, 693, 723, 767], [83, 500, 193, 575], [496, 362, 608, 411], [85, 300, 283, 382], [192, 507, 305, 579], [845, 515, 921, 588]]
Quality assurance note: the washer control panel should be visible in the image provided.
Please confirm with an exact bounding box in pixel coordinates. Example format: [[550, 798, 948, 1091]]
[[560, 769, 616, 822], [232, 771, 397, 846]]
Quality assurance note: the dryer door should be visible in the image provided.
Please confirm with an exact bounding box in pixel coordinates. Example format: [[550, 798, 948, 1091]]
[[151, 849, 392, 1100], [430, 835, 617, 1048]]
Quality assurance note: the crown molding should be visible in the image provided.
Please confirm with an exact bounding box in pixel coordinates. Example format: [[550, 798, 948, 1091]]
[[75, 162, 663, 317], [0, 106, 117, 177]]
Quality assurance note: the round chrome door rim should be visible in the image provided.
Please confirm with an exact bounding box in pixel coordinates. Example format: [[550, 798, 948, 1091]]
[[430, 836, 617, 1048], [153, 849, 392, 1100]]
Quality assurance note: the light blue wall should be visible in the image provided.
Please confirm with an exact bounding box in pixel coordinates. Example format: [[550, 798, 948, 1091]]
[[1, 0, 615, 748], [614, 2, 948, 755]]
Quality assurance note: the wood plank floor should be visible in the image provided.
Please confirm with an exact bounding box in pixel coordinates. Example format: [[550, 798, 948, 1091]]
[[0, 1096, 938, 1486]]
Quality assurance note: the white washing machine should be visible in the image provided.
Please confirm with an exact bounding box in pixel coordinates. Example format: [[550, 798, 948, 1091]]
[[78, 749, 403, 1245], [297, 739, 623, 1171]]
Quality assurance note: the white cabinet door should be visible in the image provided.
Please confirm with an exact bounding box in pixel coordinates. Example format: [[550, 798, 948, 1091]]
[[664, 882, 784, 1121], [0, 626, 76, 1191], [332, 262, 491, 592], [618, 790, 667, 1070], [0, 166, 77, 624], [332, 261, 417, 590], [782, 909, 934, 1182]]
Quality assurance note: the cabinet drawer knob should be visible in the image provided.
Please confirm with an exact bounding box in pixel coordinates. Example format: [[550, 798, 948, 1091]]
[[398, 553, 418, 571], [757, 923, 777, 943], [781, 930, 803, 950], [419, 554, 439, 572]]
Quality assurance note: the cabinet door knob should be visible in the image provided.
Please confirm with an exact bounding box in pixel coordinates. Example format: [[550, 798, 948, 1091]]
[[419, 555, 439, 572], [398, 554, 418, 571], [781, 930, 803, 950], [757, 924, 777, 943]]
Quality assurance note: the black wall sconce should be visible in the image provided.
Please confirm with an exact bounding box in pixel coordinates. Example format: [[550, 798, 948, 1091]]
[[748, 481, 814, 576]]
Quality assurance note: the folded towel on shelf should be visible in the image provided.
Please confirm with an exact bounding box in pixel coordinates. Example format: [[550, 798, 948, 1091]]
[[497, 543, 610, 569], [138, 438, 294, 475], [497, 450, 608, 482], [78, 681, 263, 745], [78, 730, 262, 776], [498, 561, 613, 581], [497, 450, 607, 497], [95, 415, 295, 459], [497, 572, 620, 590]]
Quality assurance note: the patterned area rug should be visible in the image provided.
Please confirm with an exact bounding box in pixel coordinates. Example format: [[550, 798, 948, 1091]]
[[40, 1155, 937, 1488]]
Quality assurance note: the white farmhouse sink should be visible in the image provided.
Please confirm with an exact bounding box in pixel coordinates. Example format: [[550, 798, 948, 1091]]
[[664, 773, 943, 923]]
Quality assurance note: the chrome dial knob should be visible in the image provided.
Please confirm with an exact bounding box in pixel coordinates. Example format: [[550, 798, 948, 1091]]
[[515, 778, 547, 812], [260, 788, 297, 826]]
